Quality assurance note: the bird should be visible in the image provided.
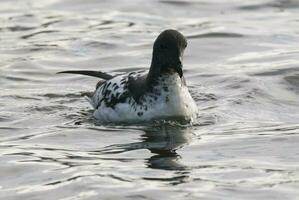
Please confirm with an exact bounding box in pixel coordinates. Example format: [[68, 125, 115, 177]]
[[58, 29, 198, 123]]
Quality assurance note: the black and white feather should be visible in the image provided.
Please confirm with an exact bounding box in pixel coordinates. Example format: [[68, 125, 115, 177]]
[[58, 29, 198, 123]]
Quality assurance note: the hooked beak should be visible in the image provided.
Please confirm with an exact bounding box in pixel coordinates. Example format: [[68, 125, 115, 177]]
[[174, 64, 183, 78], [174, 56, 183, 78], [159, 56, 183, 78]]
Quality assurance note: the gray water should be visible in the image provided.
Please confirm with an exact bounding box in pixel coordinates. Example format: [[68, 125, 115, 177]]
[[1, 0, 299, 199]]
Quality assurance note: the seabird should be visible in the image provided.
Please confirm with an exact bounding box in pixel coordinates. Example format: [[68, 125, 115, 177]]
[[58, 29, 198, 123]]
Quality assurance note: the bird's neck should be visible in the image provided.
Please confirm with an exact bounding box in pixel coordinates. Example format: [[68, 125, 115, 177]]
[[146, 56, 161, 86]]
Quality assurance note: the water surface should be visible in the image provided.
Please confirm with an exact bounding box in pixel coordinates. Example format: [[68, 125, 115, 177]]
[[1, 0, 299, 199]]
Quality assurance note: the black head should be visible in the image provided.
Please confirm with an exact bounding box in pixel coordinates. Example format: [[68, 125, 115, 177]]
[[149, 29, 187, 79]]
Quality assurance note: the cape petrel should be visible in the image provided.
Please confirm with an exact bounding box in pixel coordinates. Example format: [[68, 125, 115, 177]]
[[58, 29, 198, 123]]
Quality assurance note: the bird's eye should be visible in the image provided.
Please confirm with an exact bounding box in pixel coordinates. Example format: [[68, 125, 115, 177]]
[[184, 42, 187, 48]]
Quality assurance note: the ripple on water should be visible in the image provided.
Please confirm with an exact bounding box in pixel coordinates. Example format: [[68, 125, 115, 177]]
[[186, 32, 244, 39], [238, 0, 299, 11], [285, 73, 299, 88], [1, 0, 299, 199]]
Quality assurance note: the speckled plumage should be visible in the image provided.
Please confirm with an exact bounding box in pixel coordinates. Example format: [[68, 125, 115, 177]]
[[88, 70, 197, 122], [58, 29, 198, 123]]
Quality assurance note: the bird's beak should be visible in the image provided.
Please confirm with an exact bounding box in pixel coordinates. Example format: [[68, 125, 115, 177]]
[[159, 56, 183, 78], [175, 64, 183, 78], [174, 56, 183, 78]]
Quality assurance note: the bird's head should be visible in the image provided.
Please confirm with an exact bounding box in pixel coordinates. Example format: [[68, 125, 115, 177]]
[[150, 29, 187, 78]]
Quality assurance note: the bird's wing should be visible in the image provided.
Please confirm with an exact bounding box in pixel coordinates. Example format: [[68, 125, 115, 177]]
[[127, 72, 148, 103]]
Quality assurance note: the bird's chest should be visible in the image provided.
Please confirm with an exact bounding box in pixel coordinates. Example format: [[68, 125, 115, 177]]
[[142, 74, 196, 115], [148, 75, 184, 103]]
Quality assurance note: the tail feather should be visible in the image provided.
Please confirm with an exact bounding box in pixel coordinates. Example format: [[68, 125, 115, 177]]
[[57, 70, 114, 80]]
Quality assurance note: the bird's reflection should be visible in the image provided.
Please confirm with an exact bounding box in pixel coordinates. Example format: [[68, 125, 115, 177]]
[[96, 124, 194, 171], [142, 126, 191, 171]]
